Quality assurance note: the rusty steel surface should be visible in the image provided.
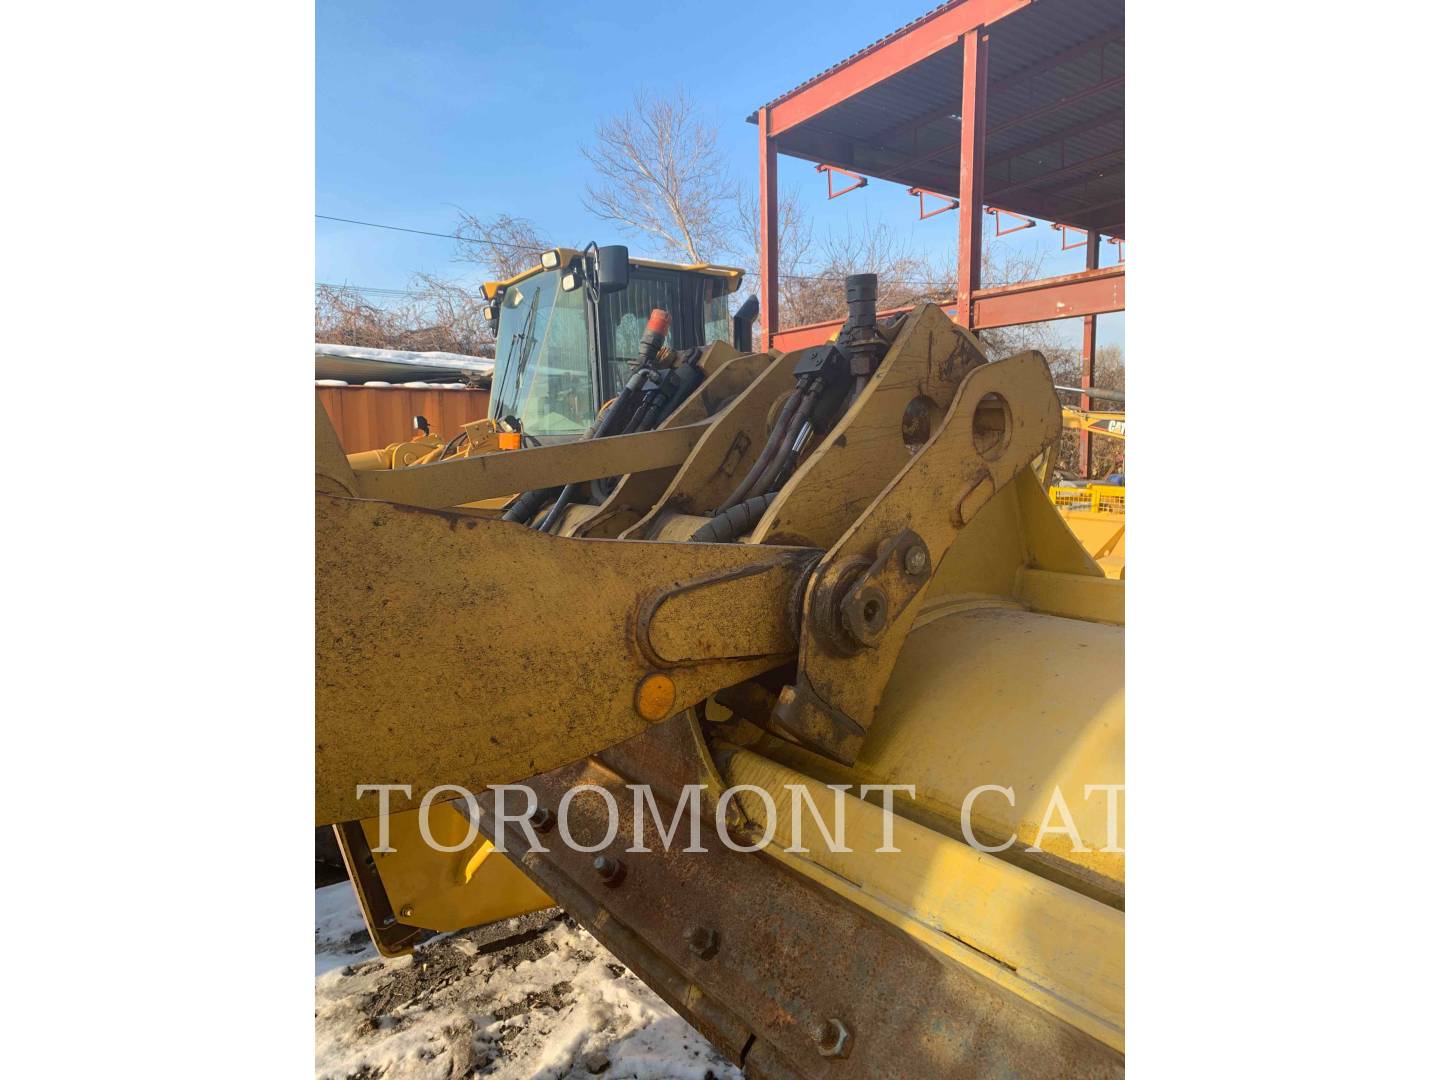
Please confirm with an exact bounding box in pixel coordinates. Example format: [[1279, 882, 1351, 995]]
[[749, 0, 1123, 346], [471, 742, 1123, 1079], [753, 0, 1030, 136], [1078, 229, 1102, 476], [758, 105, 780, 352], [315, 493, 818, 824], [971, 264, 1125, 329], [766, 263, 1124, 351], [957, 27, 989, 325], [748, 2, 1123, 220]]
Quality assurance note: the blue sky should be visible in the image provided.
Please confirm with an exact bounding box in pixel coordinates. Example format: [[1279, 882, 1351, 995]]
[[316, 0, 1122, 350]]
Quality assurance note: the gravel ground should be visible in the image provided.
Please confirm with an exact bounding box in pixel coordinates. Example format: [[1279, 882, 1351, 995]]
[[315, 882, 742, 1080]]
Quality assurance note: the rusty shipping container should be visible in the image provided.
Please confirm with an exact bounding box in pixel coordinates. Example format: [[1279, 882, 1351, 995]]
[[316, 384, 491, 454]]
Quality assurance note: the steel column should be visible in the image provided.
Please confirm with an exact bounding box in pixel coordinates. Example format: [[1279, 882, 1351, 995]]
[[957, 28, 989, 328], [1079, 229, 1100, 478], [758, 106, 779, 352]]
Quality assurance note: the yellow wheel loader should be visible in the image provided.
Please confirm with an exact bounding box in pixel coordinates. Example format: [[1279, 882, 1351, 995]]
[[330, 241, 755, 525], [316, 272, 1125, 1077]]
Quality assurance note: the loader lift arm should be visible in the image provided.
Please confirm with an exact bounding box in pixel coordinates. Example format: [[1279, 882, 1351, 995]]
[[316, 344, 1060, 823]]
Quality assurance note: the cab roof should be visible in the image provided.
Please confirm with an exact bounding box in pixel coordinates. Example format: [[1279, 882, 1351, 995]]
[[483, 249, 745, 299]]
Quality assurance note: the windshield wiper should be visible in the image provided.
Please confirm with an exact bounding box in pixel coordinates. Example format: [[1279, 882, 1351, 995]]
[[494, 288, 541, 418]]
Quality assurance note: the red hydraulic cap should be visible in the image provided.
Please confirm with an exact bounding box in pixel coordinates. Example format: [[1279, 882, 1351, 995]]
[[647, 309, 671, 335]]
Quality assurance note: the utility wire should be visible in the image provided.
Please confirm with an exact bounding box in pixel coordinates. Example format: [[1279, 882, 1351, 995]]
[[316, 281, 438, 298], [317, 212, 963, 289], [316, 213, 542, 251]]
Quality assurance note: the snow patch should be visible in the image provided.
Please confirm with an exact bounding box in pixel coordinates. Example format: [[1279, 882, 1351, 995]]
[[315, 882, 741, 1079]]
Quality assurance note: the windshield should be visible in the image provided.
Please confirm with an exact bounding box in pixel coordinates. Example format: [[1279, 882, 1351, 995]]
[[489, 270, 592, 437]]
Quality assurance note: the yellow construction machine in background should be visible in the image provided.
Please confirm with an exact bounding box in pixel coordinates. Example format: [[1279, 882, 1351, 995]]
[[316, 274, 1125, 1077], [1049, 404, 1126, 578]]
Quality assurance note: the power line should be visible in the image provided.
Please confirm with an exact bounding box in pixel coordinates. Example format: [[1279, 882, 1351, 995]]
[[317, 212, 964, 289], [316, 213, 543, 251], [316, 281, 440, 298]]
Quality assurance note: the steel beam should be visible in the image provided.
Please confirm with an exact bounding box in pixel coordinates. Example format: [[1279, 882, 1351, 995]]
[[989, 27, 1124, 97], [865, 28, 1121, 151], [764, 0, 1030, 136], [970, 265, 1124, 329], [957, 28, 989, 327], [772, 265, 1125, 351], [1079, 230, 1101, 477], [985, 147, 1125, 203], [987, 75, 1125, 138], [987, 109, 1124, 173], [758, 106, 779, 352]]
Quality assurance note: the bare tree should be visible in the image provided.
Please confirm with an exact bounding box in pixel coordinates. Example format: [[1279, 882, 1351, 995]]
[[581, 89, 736, 263], [409, 273, 493, 354], [741, 210, 956, 329], [451, 211, 554, 279], [315, 275, 494, 357], [736, 187, 815, 335]]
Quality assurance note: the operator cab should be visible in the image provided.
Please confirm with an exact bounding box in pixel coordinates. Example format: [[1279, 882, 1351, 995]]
[[481, 245, 746, 442]]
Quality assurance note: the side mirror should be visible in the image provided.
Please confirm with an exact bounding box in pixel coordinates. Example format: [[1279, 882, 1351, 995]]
[[593, 245, 630, 295], [482, 285, 504, 333]]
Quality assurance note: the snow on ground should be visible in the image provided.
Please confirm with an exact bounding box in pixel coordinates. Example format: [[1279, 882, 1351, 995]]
[[315, 883, 742, 1080]]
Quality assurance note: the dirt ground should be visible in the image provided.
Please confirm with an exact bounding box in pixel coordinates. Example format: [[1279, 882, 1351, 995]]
[[315, 883, 741, 1080]]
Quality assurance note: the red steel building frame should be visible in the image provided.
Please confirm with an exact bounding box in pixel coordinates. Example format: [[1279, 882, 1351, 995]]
[[752, 0, 1125, 475]]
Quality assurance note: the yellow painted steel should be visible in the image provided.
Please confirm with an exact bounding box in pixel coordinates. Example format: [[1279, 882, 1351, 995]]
[[483, 251, 745, 299], [1049, 484, 1125, 579], [346, 433, 444, 472], [724, 750, 1124, 1051], [1061, 406, 1126, 441], [1052, 410, 1125, 577], [735, 601, 1124, 906], [360, 804, 552, 933], [317, 301, 1127, 1071]]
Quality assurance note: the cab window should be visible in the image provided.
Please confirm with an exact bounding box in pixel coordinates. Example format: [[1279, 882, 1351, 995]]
[[701, 275, 731, 346], [599, 271, 680, 401]]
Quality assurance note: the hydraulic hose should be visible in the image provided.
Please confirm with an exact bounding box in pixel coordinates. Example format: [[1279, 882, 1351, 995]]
[[689, 491, 779, 543], [502, 485, 562, 524], [747, 381, 819, 500], [437, 430, 468, 462], [713, 387, 803, 515]]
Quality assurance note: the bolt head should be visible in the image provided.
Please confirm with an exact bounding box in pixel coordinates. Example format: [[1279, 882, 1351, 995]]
[[814, 1017, 852, 1058], [531, 807, 555, 833], [398, 904, 414, 919], [686, 926, 718, 957], [594, 855, 626, 886], [903, 544, 930, 576]]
